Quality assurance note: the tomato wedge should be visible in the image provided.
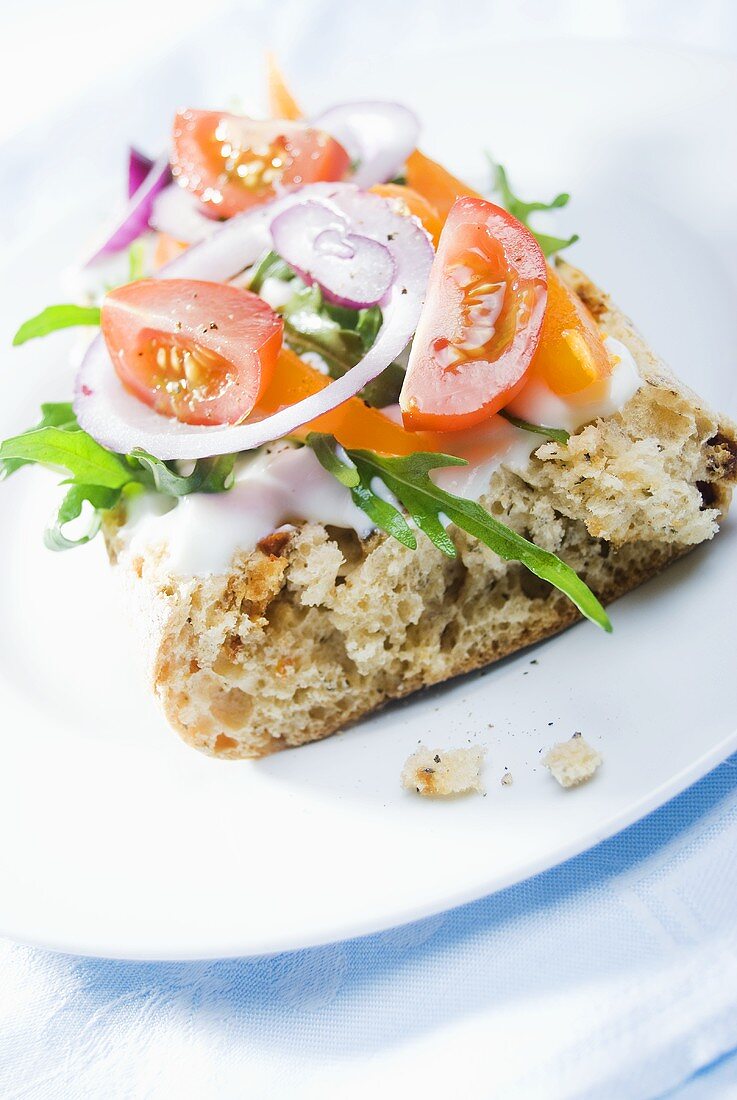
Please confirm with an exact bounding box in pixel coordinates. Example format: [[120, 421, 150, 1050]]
[[400, 196, 547, 432], [529, 265, 612, 394], [101, 279, 283, 426], [171, 110, 350, 219]]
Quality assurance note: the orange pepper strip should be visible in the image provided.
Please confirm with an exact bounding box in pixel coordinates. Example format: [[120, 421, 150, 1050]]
[[152, 232, 188, 270], [258, 348, 444, 455], [530, 266, 612, 395], [265, 53, 303, 120], [405, 149, 482, 222], [370, 183, 442, 247]]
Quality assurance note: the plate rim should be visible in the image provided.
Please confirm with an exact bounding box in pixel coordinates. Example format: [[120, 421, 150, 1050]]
[[1, 712, 736, 961], [0, 38, 735, 961]]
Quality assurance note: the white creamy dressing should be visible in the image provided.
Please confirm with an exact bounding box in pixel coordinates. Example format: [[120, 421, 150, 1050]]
[[506, 336, 641, 433], [257, 276, 296, 310], [124, 444, 374, 575], [119, 337, 641, 576], [432, 416, 542, 498]]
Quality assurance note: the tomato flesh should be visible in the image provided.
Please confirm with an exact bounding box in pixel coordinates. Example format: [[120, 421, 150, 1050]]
[[529, 265, 612, 394], [101, 279, 283, 426], [400, 197, 547, 432], [171, 110, 350, 219]]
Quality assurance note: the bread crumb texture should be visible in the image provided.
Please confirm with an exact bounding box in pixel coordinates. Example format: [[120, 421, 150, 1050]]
[[401, 746, 486, 797], [543, 734, 602, 788], [106, 265, 737, 759]]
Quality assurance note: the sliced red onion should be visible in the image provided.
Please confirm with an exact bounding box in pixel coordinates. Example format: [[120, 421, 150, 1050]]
[[313, 102, 419, 188], [83, 154, 172, 267], [270, 200, 395, 308], [150, 183, 222, 244], [128, 147, 154, 199], [153, 181, 344, 281], [74, 184, 433, 460]]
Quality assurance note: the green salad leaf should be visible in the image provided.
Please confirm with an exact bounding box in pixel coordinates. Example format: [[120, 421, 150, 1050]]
[[282, 285, 365, 373], [308, 433, 418, 550], [248, 248, 296, 293], [527, 229, 580, 260], [305, 434, 359, 488], [128, 240, 146, 281], [44, 483, 124, 551], [355, 305, 382, 348], [0, 403, 79, 481], [0, 411, 134, 551], [499, 411, 571, 446], [356, 364, 405, 409], [0, 425, 131, 488], [130, 451, 237, 496], [12, 305, 102, 347], [280, 283, 404, 407], [0, 406, 241, 551], [489, 159, 579, 257], [307, 432, 611, 631], [250, 250, 405, 406], [36, 401, 78, 429]]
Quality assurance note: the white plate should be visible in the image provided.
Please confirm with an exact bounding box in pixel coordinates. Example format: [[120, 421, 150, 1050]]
[[0, 37, 735, 960]]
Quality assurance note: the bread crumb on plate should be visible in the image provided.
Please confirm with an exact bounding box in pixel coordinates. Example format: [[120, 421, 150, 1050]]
[[401, 746, 486, 797], [543, 733, 602, 788]]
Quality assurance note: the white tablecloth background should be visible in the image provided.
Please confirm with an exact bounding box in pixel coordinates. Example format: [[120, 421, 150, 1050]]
[[2, 2, 737, 1096]]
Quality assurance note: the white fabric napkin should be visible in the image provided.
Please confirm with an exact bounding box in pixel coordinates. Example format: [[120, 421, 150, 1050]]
[[2, 758, 737, 1098]]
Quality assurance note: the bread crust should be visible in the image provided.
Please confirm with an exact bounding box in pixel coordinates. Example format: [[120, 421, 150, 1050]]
[[106, 264, 737, 758]]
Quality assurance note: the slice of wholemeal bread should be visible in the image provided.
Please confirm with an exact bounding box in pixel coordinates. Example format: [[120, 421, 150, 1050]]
[[105, 263, 737, 758]]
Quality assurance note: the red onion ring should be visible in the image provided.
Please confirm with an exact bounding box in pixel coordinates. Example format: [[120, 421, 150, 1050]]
[[314, 102, 419, 188], [270, 200, 396, 308], [83, 154, 172, 267], [127, 147, 154, 199], [74, 184, 433, 460]]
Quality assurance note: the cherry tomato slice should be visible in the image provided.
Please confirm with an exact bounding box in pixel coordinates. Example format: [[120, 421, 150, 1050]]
[[171, 110, 350, 219], [529, 265, 612, 395], [400, 196, 547, 432], [101, 279, 283, 426]]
